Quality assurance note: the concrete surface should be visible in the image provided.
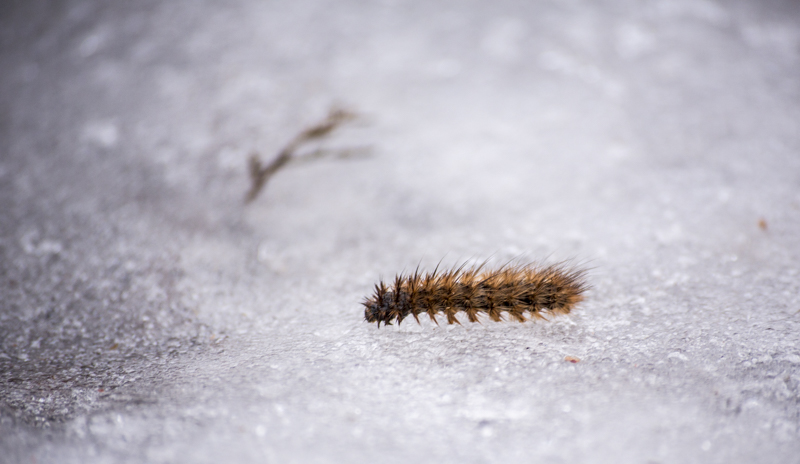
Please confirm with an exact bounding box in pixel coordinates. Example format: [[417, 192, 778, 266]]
[[1, 0, 799, 462]]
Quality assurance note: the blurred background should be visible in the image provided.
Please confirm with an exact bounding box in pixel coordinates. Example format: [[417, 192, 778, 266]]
[[1, 0, 799, 462]]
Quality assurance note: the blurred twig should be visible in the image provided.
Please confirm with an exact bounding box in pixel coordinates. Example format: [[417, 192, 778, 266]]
[[292, 146, 372, 164], [245, 108, 358, 203]]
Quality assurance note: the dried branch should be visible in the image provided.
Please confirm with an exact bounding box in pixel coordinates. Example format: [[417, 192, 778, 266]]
[[245, 108, 357, 203]]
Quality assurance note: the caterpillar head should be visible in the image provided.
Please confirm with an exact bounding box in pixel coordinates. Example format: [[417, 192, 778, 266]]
[[362, 289, 394, 327], [363, 299, 381, 323]]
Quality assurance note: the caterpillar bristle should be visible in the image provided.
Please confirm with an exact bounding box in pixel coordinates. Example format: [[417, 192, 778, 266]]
[[363, 261, 588, 327]]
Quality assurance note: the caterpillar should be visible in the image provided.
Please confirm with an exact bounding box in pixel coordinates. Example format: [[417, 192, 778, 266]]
[[363, 262, 588, 327]]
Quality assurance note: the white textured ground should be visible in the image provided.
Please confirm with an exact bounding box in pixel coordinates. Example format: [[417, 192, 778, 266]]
[[1, 0, 799, 463]]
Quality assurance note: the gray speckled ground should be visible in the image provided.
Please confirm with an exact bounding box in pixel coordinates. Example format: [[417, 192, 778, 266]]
[[1, 0, 799, 463]]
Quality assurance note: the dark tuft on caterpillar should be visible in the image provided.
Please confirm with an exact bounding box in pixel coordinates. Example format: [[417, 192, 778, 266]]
[[362, 262, 588, 327]]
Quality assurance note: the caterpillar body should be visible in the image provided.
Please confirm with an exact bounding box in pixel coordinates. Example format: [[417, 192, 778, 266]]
[[363, 262, 587, 327]]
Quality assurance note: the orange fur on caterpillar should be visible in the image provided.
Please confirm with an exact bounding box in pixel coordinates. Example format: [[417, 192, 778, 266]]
[[363, 262, 588, 327]]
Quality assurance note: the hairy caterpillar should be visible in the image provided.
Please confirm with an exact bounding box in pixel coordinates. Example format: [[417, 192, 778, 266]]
[[363, 262, 587, 327]]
